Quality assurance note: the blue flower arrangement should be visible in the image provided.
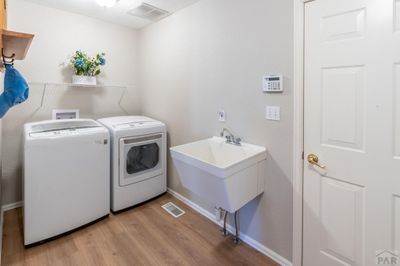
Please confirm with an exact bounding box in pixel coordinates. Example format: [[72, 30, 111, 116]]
[[70, 50, 106, 76]]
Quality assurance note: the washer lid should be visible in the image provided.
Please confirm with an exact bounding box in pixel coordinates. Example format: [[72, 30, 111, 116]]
[[29, 127, 104, 138], [26, 119, 105, 138], [29, 119, 101, 133]]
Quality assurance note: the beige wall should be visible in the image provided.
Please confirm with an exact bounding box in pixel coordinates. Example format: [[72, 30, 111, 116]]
[[2, 0, 140, 205], [138, 0, 294, 261]]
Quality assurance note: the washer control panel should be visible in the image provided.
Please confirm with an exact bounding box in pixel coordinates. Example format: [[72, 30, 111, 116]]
[[29, 127, 100, 138]]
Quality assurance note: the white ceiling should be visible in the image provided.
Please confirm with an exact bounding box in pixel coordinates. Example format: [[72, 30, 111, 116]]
[[23, 0, 200, 29]]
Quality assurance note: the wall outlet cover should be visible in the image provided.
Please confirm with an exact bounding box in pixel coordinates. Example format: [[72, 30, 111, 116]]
[[218, 109, 226, 122]]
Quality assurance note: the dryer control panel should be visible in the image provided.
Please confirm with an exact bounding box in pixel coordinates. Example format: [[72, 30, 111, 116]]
[[113, 121, 160, 130]]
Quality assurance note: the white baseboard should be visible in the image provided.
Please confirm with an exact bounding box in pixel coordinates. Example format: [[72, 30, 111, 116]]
[[167, 188, 292, 266], [2, 201, 23, 212]]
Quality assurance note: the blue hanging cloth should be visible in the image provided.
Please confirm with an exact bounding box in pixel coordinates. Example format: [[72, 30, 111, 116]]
[[0, 64, 29, 118]]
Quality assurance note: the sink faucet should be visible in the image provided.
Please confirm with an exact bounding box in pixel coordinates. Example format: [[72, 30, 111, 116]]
[[220, 128, 241, 145]]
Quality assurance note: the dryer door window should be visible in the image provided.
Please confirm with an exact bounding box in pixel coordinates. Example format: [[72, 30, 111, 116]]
[[119, 134, 164, 186], [126, 143, 159, 174]]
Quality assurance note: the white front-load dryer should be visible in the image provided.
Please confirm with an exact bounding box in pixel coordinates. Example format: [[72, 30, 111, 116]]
[[23, 119, 110, 246], [98, 116, 167, 212]]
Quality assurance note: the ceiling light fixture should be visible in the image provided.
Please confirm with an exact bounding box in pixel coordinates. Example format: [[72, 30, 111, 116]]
[[96, 0, 118, 8]]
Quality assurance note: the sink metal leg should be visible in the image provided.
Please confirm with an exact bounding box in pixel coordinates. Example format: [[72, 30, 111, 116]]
[[218, 209, 240, 244], [220, 210, 229, 236], [233, 210, 241, 244]]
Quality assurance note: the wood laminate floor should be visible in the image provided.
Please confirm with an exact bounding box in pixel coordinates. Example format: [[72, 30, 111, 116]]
[[1, 194, 278, 266]]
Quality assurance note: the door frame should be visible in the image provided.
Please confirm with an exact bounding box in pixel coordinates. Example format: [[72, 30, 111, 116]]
[[292, 0, 314, 265]]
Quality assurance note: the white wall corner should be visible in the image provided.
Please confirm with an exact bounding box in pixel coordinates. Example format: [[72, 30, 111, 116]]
[[0, 200, 22, 261], [2, 201, 24, 212]]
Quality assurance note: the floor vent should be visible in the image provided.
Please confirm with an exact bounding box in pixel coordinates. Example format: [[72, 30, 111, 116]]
[[161, 202, 185, 218], [128, 3, 170, 21]]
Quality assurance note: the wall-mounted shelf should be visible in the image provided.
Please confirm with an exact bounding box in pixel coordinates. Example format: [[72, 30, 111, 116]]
[[43, 83, 128, 90], [26, 83, 131, 121], [1, 30, 34, 60]]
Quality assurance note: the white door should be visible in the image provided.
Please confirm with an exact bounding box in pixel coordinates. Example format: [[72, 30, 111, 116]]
[[304, 0, 400, 265]]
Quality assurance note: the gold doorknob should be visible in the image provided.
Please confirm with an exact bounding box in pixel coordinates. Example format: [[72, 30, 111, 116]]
[[307, 154, 326, 169]]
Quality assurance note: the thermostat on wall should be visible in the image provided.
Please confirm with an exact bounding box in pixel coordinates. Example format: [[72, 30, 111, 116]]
[[263, 74, 283, 92]]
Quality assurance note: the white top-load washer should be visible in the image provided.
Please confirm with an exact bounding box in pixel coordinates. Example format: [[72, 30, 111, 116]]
[[98, 116, 166, 212], [23, 119, 110, 246]]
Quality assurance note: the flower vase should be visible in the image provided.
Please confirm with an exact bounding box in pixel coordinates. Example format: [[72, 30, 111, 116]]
[[72, 75, 97, 86]]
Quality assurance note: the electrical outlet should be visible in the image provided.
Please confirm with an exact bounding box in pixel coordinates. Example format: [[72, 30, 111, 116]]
[[218, 108, 226, 122]]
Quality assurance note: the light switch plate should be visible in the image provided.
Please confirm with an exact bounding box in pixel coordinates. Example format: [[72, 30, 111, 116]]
[[266, 106, 280, 121]]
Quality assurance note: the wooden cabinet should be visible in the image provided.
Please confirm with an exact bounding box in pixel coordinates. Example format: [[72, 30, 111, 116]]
[[2, 30, 34, 59], [0, 0, 34, 65], [0, 0, 6, 30]]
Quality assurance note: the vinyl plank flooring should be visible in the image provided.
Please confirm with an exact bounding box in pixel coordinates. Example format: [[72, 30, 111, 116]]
[[2, 194, 278, 266]]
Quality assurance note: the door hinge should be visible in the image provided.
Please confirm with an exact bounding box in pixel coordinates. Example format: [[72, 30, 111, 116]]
[[302, 151, 304, 160]]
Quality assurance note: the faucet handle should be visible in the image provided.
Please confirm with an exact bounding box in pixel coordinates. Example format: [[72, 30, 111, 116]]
[[234, 137, 242, 145]]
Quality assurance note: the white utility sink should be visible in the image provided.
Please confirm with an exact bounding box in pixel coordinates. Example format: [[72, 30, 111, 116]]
[[170, 137, 266, 213]]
